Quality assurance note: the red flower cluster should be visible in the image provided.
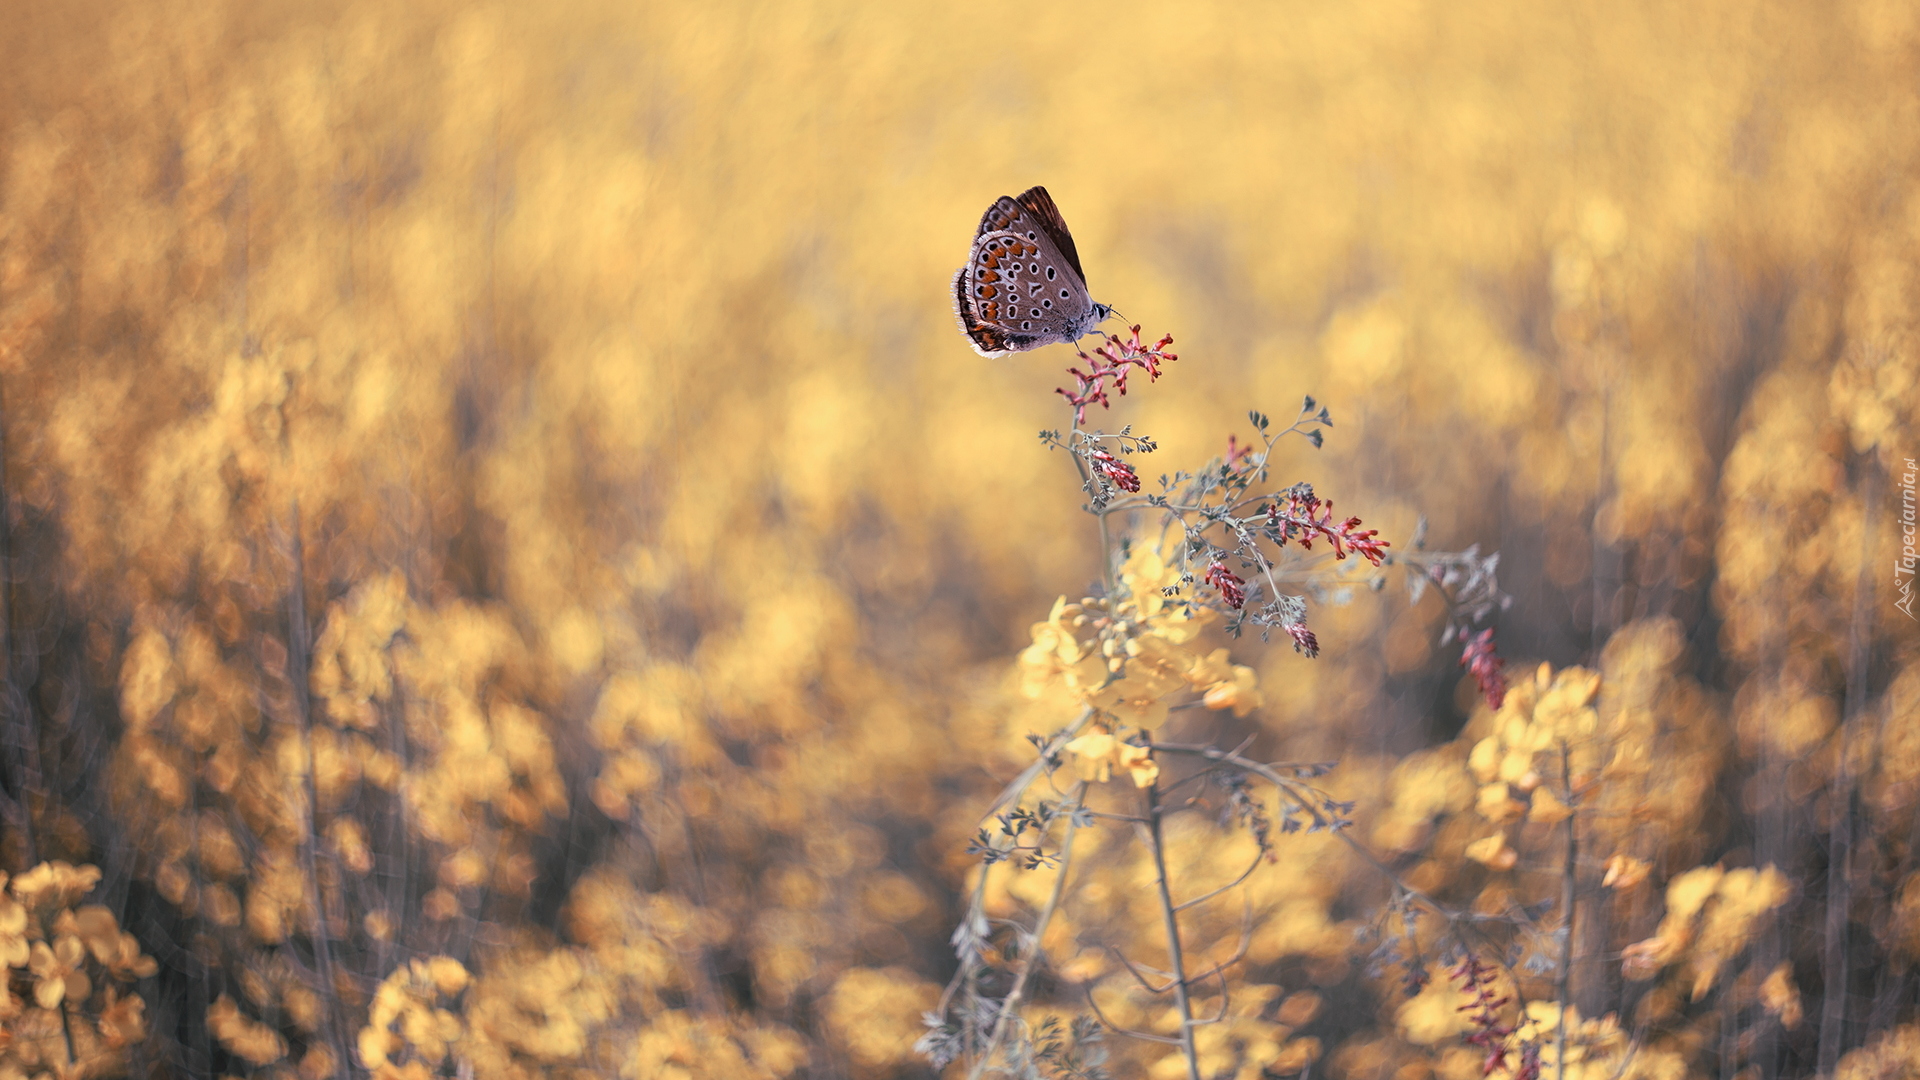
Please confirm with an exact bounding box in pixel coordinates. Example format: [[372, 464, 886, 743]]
[[1203, 561, 1247, 609], [1057, 325, 1176, 424], [1266, 488, 1390, 565], [1453, 955, 1536, 1080], [1285, 622, 1320, 658], [1090, 450, 1141, 492], [1459, 628, 1507, 710]]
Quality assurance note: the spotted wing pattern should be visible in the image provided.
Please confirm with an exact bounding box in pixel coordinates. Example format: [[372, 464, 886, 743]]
[[1010, 186, 1087, 284], [953, 186, 1106, 358]]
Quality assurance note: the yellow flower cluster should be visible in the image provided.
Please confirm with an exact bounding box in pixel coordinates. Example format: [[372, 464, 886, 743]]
[[309, 573, 567, 920], [208, 993, 288, 1066], [1020, 544, 1264, 784], [1509, 1002, 1627, 1080], [0, 863, 156, 1079], [451, 871, 807, 1080], [1834, 1024, 1920, 1080], [1061, 728, 1161, 788], [357, 956, 470, 1079], [585, 666, 713, 822], [819, 967, 935, 1075], [1620, 865, 1791, 1000], [1455, 664, 1599, 868], [623, 1011, 809, 1080]]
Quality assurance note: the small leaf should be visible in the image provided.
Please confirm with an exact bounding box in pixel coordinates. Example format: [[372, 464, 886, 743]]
[[1308, 429, 1324, 449]]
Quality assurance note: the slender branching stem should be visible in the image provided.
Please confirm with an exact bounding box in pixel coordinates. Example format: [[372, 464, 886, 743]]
[[1143, 779, 1202, 1080], [287, 502, 349, 1080], [1554, 742, 1576, 1080], [967, 783, 1091, 1080]]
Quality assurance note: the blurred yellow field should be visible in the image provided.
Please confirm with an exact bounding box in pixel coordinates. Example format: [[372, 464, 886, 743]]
[[0, 0, 1915, 1076]]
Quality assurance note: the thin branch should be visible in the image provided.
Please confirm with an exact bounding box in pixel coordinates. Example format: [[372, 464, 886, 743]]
[[1180, 893, 1255, 983], [1819, 452, 1878, 1075], [979, 708, 1095, 824], [1106, 944, 1175, 993], [967, 783, 1091, 1080], [1081, 809, 1149, 825], [1554, 742, 1577, 1080], [1189, 965, 1232, 1026], [1175, 848, 1265, 913], [1083, 988, 1185, 1046], [286, 502, 350, 1080], [1151, 742, 1474, 928], [1144, 779, 1202, 1080]]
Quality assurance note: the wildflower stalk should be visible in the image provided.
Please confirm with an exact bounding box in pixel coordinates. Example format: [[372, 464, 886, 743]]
[[1554, 742, 1575, 1080], [0, 381, 40, 871], [1065, 409, 1120, 601], [1142, 778, 1202, 1080], [1819, 454, 1877, 1074], [59, 998, 76, 1071], [287, 501, 349, 1080], [967, 782, 1091, 1080]]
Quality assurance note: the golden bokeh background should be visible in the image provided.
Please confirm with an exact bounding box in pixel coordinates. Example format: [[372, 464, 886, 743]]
[[1, 0, 1918, 1077]]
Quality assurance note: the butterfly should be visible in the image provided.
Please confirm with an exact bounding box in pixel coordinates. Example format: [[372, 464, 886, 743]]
[[952, 186, 1114, 357]]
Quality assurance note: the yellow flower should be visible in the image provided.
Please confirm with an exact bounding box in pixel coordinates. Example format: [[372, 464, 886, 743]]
[[1601, 855, 1651, 890], [1185, 647, 1234, 687], [1119, 545, 1213, 644], [208, 993, 287, 1065], [1201, 664, 1263, 716], [1064, 730, 1118, 783], [1463, 835, 1516, 870], [1476, 783, 1525, 824], [1620, 933, 1680, 981], [1019, 598, 1104, 700], [1117, 742, 1160, 788], [10, 861, 102, 912], [29, 935, 90, 1009], [1759, 962, 1803, 1029], [1064, 729, 1158, 787], [0, 890, 29, 968], [52, 905, 157, 981], [99, 985, 148, 1047], [1527, 786, 1572, 824]]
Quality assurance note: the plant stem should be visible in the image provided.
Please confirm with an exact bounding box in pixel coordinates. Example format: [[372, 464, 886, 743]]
[[1554, 742, 1576, 1080], [287, 501, 349, 1080], [0, 376, 39, 873], [1819, 453, 1877, 1074], [1065, 411, 1122, 601], [1097, 510, 1118, 600], [968, 784, 1090, 1080], [1144, 779, 1202, 1080]]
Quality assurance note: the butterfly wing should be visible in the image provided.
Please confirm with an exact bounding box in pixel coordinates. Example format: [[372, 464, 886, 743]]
[[956, 187, 1105, 357], [972, 187, 1090, 288], [955, 228, 1101, 356], [1012, 186, 1088, 285], [952, 265, 1043, 357]]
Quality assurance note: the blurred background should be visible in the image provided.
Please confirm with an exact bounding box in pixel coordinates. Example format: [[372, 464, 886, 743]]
[[0, 0, 1917, 1077]]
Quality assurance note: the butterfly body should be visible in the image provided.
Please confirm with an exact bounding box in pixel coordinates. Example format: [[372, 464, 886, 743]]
[[953, 186, 1113, 356]]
